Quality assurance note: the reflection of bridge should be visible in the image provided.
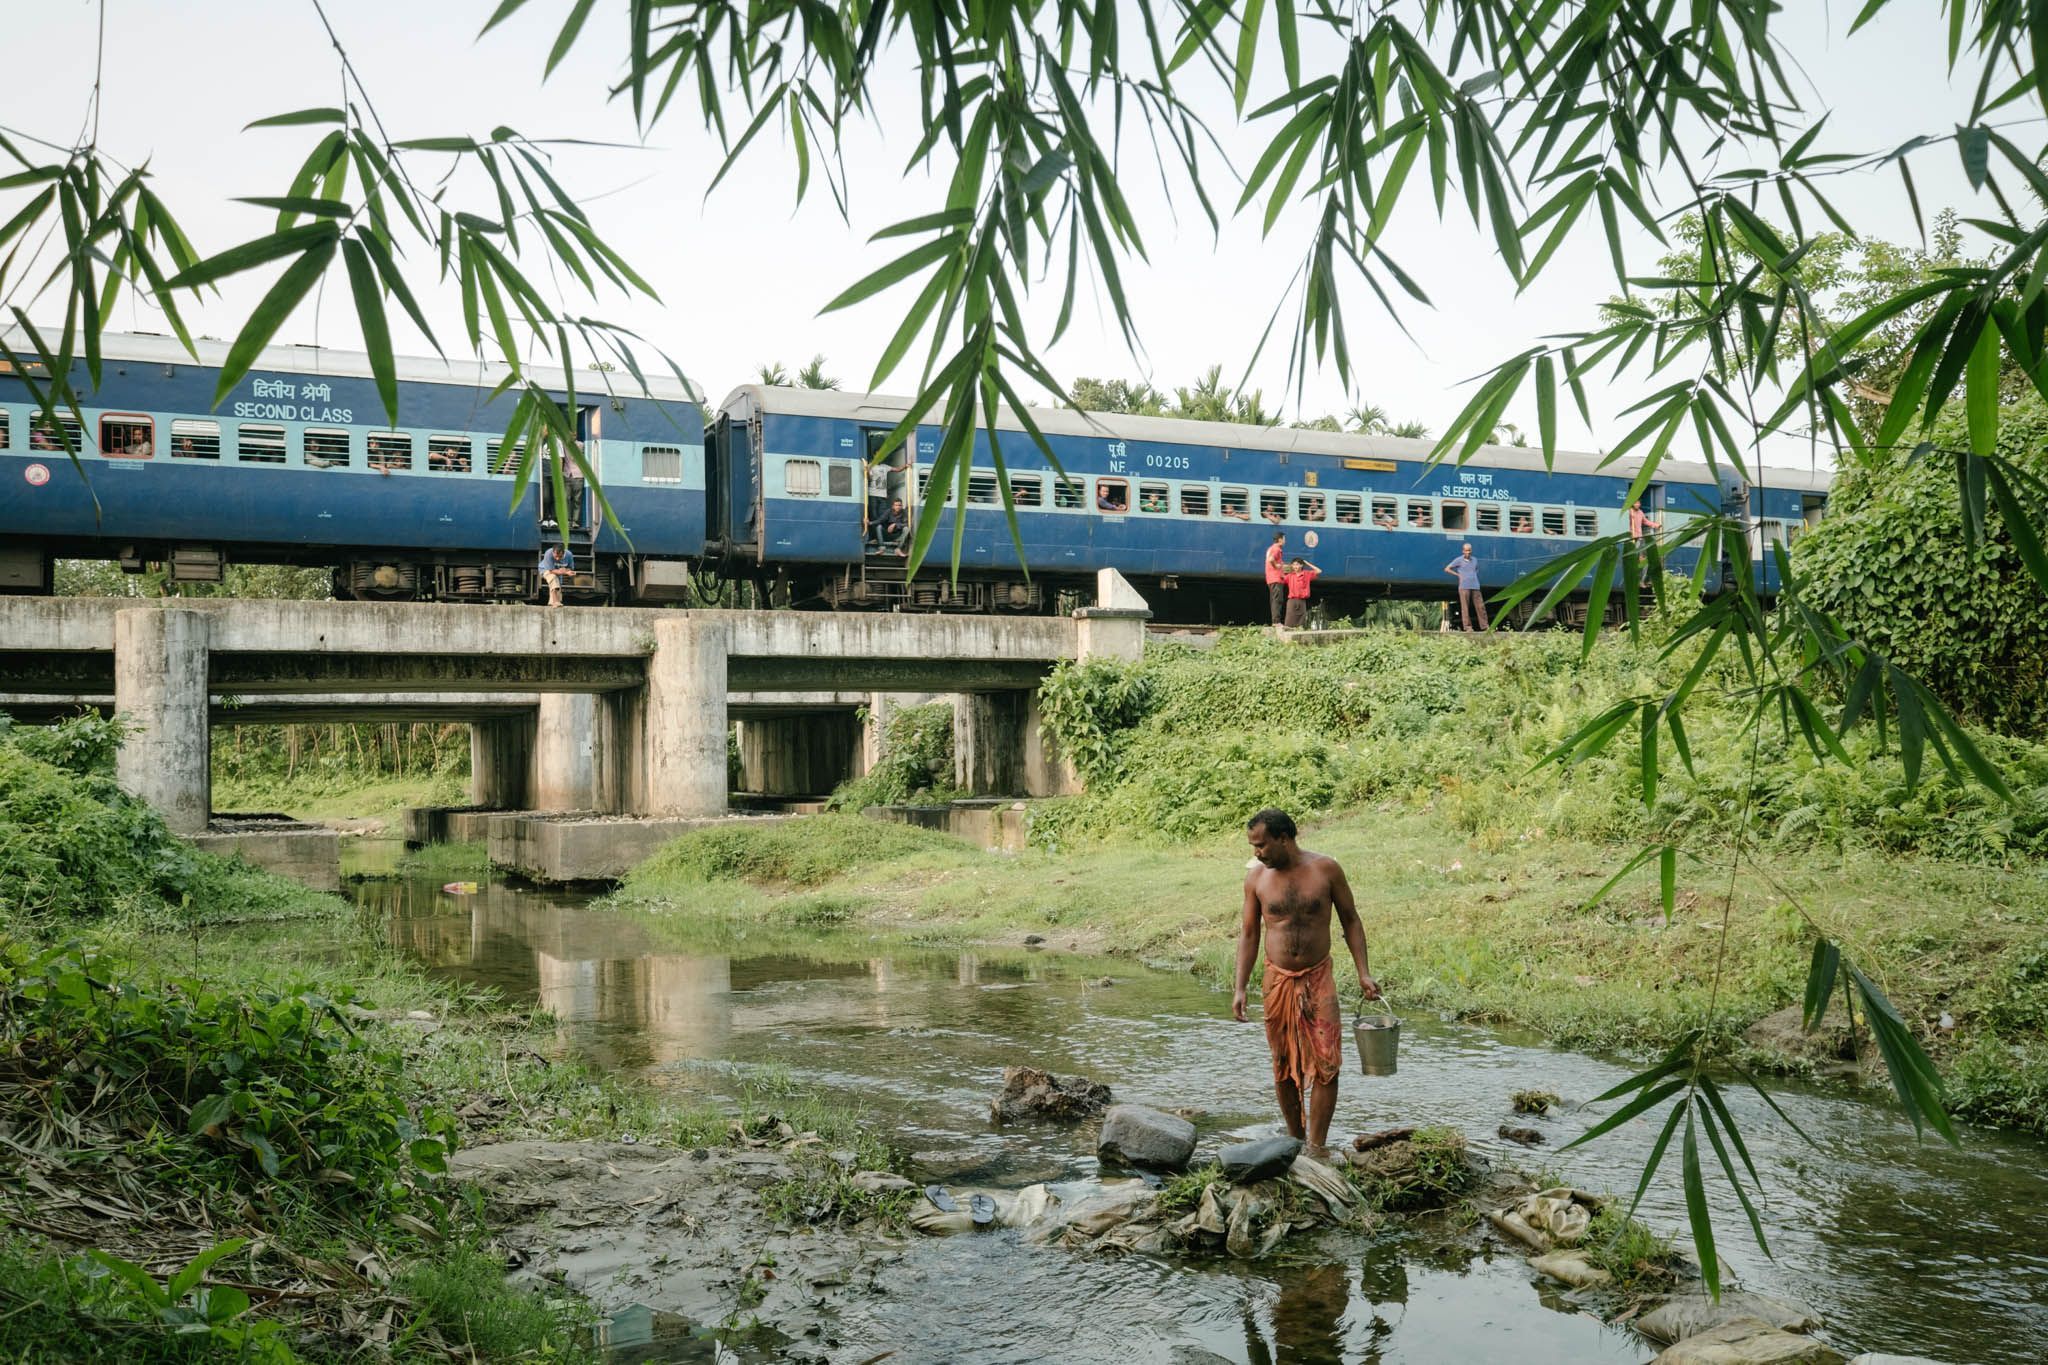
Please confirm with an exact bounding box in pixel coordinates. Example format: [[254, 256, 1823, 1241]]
[[0, 572, 1147, 832], [383, 891, 994, 1071]]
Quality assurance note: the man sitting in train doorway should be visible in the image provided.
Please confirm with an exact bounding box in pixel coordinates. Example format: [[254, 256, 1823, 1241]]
[[1265, 532, 1288, 628], [539, 542, 575, 608]]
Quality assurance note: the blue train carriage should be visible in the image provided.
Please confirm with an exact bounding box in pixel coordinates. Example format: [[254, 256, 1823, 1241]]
[[0, 329, 705, 602], [715, 385, 1832, 619]]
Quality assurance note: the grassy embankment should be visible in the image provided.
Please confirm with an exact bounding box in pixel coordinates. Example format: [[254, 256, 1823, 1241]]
[[609, 627, 2048, 1136], [0, 716, 893, 1362]]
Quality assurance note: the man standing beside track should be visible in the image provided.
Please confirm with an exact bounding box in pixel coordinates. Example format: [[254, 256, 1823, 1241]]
[[1265, 532, 1288, 627], [1445, 543, 1488, 632]]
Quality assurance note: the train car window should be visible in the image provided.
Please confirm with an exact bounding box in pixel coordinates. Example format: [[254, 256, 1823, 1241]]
[[169, 419, 220, 459], [1441, 500, 1469, 531], [237, 423, 286, 464], [1334, 494, 1362, 525], [785, 458, 822, 496], [368, 432, 412, 472], [1540, 507, 1566, 536], [1508, 504, 1534, 533], [1475, 504, 1501, 532], [1573, 509, 1598, 537], [828, 463, 855, 497], [1181, 485, 1211, 516], [486, 439, 524, 475], [31, 414, 86, 454], [1297, 491, 1327, 522], [428, 435, 473, 473], [1096, 478, 1129, 513], [1258, 489, 1288, 523], [1011, 475, 1043, 507], [968, 471, 1000, 505], [1405, 499, 1434, 529], [1054, 476, 1085, 510], [305, 428, 351, 468], [641, 445, 682, 483], [99, 416, 154, 458], [1138, 481, 1170, 513], [0, 410, 9, 450], [1761, 518, 1788, 548], [1370, 496, 1398, 528], [1219, 486, 1250, 520]]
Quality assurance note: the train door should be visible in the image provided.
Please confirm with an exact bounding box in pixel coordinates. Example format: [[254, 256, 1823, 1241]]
[[859, 426, 905, 549], [539, 406, 596, 555]]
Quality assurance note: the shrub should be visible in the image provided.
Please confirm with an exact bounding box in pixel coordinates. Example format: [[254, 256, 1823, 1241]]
[[0, 943, 458, 1215], [826, 702, 959, 810], [1796, 400, 2048, 737]]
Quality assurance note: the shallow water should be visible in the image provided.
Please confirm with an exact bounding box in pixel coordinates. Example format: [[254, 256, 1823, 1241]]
[[352, 846, 2048, 1364]]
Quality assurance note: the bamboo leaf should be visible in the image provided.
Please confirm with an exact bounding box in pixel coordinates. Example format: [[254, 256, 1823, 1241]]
[[1681, 1108, 1720, 1299], [243, 108, 346, 130], [210, 238, 337, 405], [341, 237, 397, 426], [1802, 938, 1841, 1031]]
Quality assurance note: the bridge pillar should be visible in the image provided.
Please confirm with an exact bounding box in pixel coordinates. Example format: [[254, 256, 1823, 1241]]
[[592, 689, 644, 814], [114, 608, 210, 833], [645, 617, 729, 817], [469, 714, 534, 808], [953, 690, 1031, 797], [531, 693, 597, 810]]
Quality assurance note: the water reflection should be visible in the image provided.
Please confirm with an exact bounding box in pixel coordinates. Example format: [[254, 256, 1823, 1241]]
[[356, 856, 2048, 1365]]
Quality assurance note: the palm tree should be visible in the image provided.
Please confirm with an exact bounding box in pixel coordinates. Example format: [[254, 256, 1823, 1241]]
[[1172, 365, 1235, 423], [1347, 403, 1390, 434], [757, 362, 790, 386], [797, 354, 840, 389], [1389, 419, 1432, 440], [1491, 421, 1527, 447]]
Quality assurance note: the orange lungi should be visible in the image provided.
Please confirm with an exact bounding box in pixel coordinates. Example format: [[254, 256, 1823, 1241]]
[[1263, 955, 1342, 1093]]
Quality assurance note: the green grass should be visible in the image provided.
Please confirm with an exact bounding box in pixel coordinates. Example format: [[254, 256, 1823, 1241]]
[[380, 840, 493, 879], [212, 771, 467, 832], [396, 1245, 596, 1362]]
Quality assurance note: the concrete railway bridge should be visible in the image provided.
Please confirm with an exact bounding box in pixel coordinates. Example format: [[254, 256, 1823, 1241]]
[[0, 572, 1150, 847]]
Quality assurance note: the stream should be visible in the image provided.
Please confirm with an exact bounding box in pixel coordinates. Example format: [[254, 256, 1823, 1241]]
[[348, 843, 2048, 1364]]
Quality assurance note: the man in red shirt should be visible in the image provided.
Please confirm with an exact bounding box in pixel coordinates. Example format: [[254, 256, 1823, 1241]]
[[1282, 557, 1321, 629], [1264, 532, 1288, 626]]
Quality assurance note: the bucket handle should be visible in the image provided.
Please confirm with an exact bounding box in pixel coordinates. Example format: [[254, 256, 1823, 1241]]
[[1353, 982, 1393, 1022]]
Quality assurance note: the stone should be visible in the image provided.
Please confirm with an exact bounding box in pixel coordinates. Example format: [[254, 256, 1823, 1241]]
[[851, 1171, 914, 1194], [1529, 1250, 1612, 1289], [1744, 1003, 1866, 1065], [990, 1066, 1114, 1124], [1218, 1136, 1303, 1184], [1845, 1356, 1957, 1364], [1097, 1104, 1197, 1170], [1652, 1320, 1844, 1365], [1638, 1294, 1825, 1345], [1022, 933, 1046, 945]]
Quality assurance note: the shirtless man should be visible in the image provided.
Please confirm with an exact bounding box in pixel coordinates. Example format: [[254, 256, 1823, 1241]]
[[1231, 807, 1379, 1155]]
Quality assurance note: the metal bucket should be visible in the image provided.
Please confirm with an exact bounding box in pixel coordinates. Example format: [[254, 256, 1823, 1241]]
[[1352, 1013, 1401, 1076]]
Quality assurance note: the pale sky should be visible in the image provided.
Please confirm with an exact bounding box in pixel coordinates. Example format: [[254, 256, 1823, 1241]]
[[5, 1, 1999, 470]]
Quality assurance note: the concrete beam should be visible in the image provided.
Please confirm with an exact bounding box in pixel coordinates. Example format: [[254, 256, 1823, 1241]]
[[727, 657, 1050, 693], [471, 715, 533, 808], [113, 608, 210, 834], [207, 654, 646, 693]]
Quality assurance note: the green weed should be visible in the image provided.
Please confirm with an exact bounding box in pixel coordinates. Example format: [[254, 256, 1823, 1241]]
[[1582, 1204, 1680, 1292], [396, 1244, 597, 1362], [622, 814, 969, 890], [826, 702, 961, 810], [1156, 1162, 1226, 1216]]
